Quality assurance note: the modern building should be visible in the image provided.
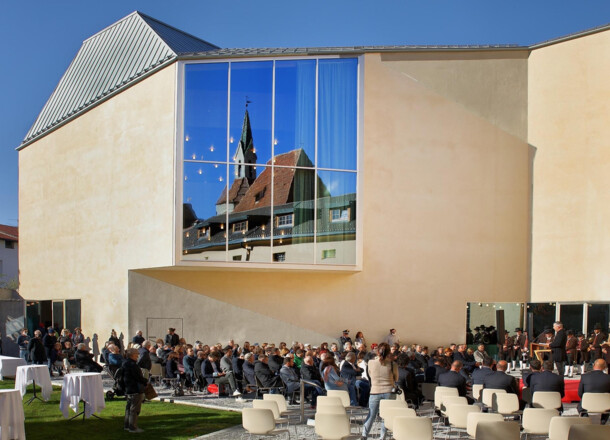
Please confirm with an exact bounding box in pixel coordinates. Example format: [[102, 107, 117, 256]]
[[17, 12, 610, 346]]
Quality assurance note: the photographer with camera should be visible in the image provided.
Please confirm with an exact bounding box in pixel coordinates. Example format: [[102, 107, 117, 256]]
[[362, 342, 398, 439]]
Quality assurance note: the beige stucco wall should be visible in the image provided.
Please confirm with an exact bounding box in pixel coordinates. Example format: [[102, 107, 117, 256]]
[[529, 30, 610, 302], [130, 52, 530, 348], [19, 64, 177, 339]]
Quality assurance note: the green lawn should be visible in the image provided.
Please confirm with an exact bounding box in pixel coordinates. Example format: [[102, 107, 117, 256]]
[[0, 379, 241, 440]]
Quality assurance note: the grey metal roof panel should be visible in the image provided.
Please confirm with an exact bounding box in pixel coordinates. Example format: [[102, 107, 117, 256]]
[[138, 12, 219, 53], [20, 11, 217, 148]]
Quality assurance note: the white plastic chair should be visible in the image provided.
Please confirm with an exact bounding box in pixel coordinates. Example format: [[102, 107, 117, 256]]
[[434, 387, 459, 410], [315, 412, 359, 439], [379, 398, 408, 420], [493, 392, 520, 416], [532, 391, 562, 410], [521, 408, 558, 440], [446, 403, 480, 438], [475, 420, 520, 440], [382, 407, 417, 433], [242, 408, 290, 439], [465, 412, 503, 437], [580, 392, 610, 415], [567, 424, 610, 440], [472, 384, 484, 401], [393, 416, 433, 440], [481, 388, 506, 408], [548, 416, 591, 440], [252, 399, 289, 425]]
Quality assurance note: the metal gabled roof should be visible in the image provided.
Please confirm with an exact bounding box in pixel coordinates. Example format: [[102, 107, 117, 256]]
[[20, 11, 218, 149]]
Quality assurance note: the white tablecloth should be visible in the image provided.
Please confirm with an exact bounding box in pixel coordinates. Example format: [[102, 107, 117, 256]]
[[59, 372, 105, 418], [15, 365, 53, 401], [0, 356, 27, 380], [0, 389, 26, 440]]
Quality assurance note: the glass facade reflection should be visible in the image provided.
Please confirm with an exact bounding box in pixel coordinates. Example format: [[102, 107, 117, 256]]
[[182, 58, 358, 264]]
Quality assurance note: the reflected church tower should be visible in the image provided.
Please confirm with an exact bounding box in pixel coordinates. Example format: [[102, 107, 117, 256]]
[[215, 107, 257, 215], [234, 108, 257, 185]]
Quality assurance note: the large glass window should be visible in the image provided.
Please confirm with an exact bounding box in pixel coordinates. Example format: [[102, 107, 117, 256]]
[[559, 304, 584, 334], [181, 58, 359, 265]]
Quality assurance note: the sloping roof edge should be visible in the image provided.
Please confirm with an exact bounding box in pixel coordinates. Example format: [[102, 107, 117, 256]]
[[529, 22, 610, 50], [17, 58, 177, 151]]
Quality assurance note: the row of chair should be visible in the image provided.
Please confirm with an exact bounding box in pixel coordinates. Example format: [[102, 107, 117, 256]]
[[434, 385, 610, 440]]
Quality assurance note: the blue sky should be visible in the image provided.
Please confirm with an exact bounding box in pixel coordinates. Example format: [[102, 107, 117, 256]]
[[1, 0, 609, 226]]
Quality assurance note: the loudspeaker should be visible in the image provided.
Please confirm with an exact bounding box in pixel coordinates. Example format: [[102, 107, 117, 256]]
[[496, 310, 505, 339]]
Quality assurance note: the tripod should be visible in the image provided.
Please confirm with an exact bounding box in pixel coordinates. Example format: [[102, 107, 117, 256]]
[[25, 380, 45, 405]]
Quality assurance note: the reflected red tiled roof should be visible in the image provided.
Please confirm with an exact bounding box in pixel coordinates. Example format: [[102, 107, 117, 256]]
[[216, 177, 249, 205], [0, 224, 18, 241], [233, 150, 301, 213]]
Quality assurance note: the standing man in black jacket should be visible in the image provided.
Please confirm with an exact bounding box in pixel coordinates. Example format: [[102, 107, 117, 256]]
[[28, 330, 46, 365], [549, 322, 567, 376], [123, 348, 148, 433], [42, 328, 57, 374]]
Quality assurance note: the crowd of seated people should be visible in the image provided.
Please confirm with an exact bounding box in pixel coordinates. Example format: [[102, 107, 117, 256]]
[[39, 323, 606, 420]]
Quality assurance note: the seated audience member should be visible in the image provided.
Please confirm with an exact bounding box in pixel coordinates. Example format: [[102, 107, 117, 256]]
[[61, 341, 76, 368], [424, 357, 447, 383], [254, 354, 283, 390], [341, 352, 370, 407], [165, 352, 183, 383], [232, 348, 245, 391], [59, 328, 72, 346], [472, 357, 495, 385], [357, 352, 369, 381], [529, 360, 565, 399], [280, 357, 301, 404], [107, 344, 124, 372], [473, 343, 492, 365], [193, 351, 207, 391], [242, 353, 256, 389], [482, 360, 519, 395], [396, 353, 422, 408], [521, 359, 542, 406], [75, 343, 103, 372], [149, 344, 161, 364], [203, 351, 241, 396], [132, 330, 145, 346], [577, 359, 610, 423], [50, 342, 65, 376], [438, 360, 473, 403], [453, 344, 477, 373], [267, 348, 284, 374], [182, 347, 197, 387], [300, 355, 323, 407], [294, 349, 304, 369], [71, 327, 85, 346], [137, 341, 152, 373], [322, 355, 348, 392]]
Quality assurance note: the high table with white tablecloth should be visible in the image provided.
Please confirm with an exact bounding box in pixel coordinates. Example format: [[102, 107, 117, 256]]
[[0, 389, 26, 440], [0, 356, 27, 380], [59, 372, 105, 419], [15, 365, 53, 401]]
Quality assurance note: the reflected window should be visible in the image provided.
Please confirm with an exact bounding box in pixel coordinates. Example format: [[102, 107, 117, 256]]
[[277, 214, 293, 227], [331, 207, 350, 222], [527, 303, 556, 340], [182, 58, 358, 265], [559, 304, 584, 334]]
